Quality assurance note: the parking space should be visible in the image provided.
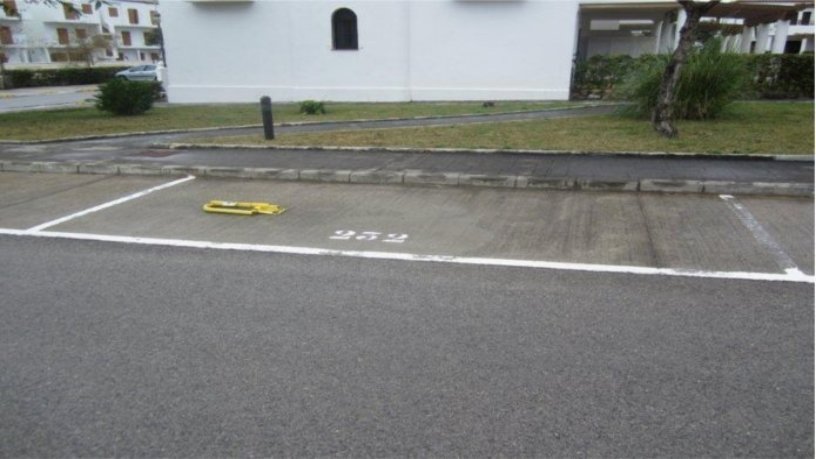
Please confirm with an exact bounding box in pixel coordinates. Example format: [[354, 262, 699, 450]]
[[1, 171, 812, 281], [738, 196, 815, 275], [0, 173, 176, 230]]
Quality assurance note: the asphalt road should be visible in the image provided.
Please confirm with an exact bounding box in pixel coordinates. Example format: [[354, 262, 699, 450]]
[[1, 235, 812, 457], [0, 85, 97, 113], [0, 173, 813, 456]]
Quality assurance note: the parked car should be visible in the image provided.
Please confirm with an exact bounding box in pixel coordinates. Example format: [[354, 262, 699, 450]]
[[115, 64, 161, 82]]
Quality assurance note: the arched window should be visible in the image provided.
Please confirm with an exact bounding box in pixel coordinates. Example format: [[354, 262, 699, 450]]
[[332, 8, 358, 50]]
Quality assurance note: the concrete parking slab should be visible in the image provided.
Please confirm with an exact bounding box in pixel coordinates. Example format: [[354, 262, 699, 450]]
[[0, 172, 177, 230], [34, 176, 809, 277], [638, 194, 783, 274], [738, 196, 815, 275], [43, 180, 656, 268]]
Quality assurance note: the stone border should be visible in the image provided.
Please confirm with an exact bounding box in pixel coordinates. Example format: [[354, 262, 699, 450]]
[[161, 142, 814, 162], [1, 160, 811, 197]]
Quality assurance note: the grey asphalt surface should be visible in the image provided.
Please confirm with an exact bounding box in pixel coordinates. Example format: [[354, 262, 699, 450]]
[[1, 235, 812, 457], [0, 85, 97, 113]]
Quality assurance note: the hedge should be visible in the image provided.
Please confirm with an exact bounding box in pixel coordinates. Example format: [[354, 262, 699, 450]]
[[746, 54, 814, 99], [571, 53, 814, 100], [4, 66, 131, 88]]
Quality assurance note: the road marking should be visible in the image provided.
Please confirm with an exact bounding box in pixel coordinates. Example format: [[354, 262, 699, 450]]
[[720, 194, 806, 278], [0, 228, 812, 284], [330, 230, 409, 243], [25, 175, 196, 233]]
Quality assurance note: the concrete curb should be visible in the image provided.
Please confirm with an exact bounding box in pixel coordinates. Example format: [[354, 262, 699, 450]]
[[1, 160, 812, 197], [0, 103, 613, 144], [161, 142, 815, 162]]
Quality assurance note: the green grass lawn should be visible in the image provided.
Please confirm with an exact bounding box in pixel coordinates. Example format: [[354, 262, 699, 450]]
[[0, 100, 583, 141], [194, 102, 815, 155]]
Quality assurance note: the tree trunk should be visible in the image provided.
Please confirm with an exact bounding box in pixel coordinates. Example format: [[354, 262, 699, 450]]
[[652, 0, 720, 138], [0, 58, 6, 90]]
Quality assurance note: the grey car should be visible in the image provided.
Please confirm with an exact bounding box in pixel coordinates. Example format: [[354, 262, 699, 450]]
[[115, 64, 160, 81]]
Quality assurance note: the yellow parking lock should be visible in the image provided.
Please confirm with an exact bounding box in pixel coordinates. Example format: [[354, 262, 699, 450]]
[[203, 200, 286, 216]]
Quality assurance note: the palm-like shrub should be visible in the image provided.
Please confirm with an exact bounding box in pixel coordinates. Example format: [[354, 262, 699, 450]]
[[619, 39, 747, 120]]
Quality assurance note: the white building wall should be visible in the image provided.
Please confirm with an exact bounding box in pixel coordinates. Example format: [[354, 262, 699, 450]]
[[161, 0, 579, 103], [288, 1, 411, 101], [408, 0, 577, 100]]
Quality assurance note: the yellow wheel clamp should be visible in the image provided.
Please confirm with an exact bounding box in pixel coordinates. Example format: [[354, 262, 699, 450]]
[[202, 200, 286, 216]]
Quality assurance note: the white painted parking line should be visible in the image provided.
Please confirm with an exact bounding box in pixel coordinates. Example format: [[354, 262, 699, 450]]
[[720, 194, 806, 278], [0, 228, 812, 284], [24, 175, 196, 233]]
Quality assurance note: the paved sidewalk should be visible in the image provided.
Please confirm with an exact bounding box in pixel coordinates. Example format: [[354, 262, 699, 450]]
[[0, 105, 812, 196], [2, 143, 811, 196]]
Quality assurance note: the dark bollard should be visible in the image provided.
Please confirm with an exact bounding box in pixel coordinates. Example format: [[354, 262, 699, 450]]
[[260, 96, 275, 140]]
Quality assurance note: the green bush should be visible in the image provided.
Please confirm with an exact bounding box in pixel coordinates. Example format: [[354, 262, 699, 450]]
[[5, 66, 130, 88], [618, 40, 748, 120], [299, 100, 326, 115], [746, 53, 814, 99], [572, 51, 813, 101], [572, 55, 634, 99], [94, 79, 157, 116], [6, 69, 35, 88]]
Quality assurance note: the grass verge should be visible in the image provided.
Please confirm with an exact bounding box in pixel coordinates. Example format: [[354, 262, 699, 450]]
[[193, 102, 815, 155], [0, 100, 583, 141]]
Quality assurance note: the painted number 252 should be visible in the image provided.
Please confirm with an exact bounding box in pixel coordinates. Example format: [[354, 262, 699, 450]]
[[330, 230, 409, 244]]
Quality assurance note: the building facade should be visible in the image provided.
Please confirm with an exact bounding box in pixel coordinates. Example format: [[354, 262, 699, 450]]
[[156, 0, 813, 104], [160, 0, 580, 103], [0, 0, 162, 67]]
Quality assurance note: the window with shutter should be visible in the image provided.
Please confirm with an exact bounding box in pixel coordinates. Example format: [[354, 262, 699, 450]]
[[0, 26, 12, 45], [332, 8, 358, 50], [57, 28, 69, 44]]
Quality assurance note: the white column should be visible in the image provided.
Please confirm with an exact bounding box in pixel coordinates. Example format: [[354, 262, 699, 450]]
[[740, 26, 754, 53], [654, 20, 664, 54], [755, 23, 771, 53], [674, 7, 687, 50], [801, 38, 810, 54], [722, 34, 736, 52], [661, 14, 675, 53], [771, 19, 790, 54]]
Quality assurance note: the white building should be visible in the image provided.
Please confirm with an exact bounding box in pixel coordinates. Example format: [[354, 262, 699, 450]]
[[0, 0, 162, 66], [161, 0, 580, 103], [155, 0, 813, 104]]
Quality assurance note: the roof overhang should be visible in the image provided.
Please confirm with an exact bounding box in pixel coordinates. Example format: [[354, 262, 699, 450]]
[[580, 1, 813, 26], [707, 1, 808, 26]]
